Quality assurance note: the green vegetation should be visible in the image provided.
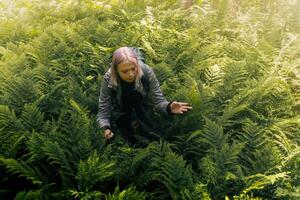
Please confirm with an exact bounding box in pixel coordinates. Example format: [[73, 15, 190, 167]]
[[0, 0, 299, 199]]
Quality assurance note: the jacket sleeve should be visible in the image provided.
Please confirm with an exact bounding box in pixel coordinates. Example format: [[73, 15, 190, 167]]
[[96, 73, 113, 129], [146, 65, 170, 114]]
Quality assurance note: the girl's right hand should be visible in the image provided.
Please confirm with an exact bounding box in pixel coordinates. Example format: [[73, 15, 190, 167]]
[[104, 129, 114, 140]]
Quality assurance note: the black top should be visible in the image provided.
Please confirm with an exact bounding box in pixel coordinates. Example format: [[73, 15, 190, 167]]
[[120, 79, 143, 113]]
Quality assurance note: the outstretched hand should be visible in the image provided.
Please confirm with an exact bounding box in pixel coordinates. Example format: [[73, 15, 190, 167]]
[[170, 101, 193, 114]]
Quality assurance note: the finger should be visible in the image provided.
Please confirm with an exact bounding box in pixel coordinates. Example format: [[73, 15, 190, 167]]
[[183, 106, 193, 109], [174, 110, 183, 114], [179, 106, 192, 111], [179, 102, 193, 107], [181, 106, 193, 112], [178, 102, 189, 106]]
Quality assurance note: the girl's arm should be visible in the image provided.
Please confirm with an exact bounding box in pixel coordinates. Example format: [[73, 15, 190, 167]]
[[146, 65, 192, 115], [97, 72, 113, 129], [146, 65, 170, 114]]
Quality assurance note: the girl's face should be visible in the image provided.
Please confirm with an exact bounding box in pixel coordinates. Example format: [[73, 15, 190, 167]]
[[117, 61, 137, 83]]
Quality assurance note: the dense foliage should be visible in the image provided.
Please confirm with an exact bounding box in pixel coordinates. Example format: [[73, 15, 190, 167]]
[[0, 0, 299, 199]]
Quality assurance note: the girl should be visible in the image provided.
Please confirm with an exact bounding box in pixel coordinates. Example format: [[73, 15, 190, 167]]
[[97, 47, 192, 142]]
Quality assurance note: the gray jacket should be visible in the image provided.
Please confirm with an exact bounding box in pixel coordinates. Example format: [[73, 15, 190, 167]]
[[96, 62, 170, 129]]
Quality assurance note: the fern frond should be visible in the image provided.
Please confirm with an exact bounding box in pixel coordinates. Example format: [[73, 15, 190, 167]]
[[215, 61, 249, 103], [200, 118, 227, 151], [50, 99, 94, 164], [0, 157, 46, 186], [20, 103, 44, 132], [2, 73, 40, 112], [237, 119, 282, 174], [69, 98, 89, 130], [0, 105, 24, 131], [180, 183, 212, 200], [36, 81, 67, 116], [173, 130, 205, 164], [105, 185, 147, 200], [279, 147, 300, 171], [15, 190, 42, 200], [199, 140, 244, 199], [69, 189, 103, 200], [154, 152, 194, 199], [245, 76, 294, 118], [25, 132, 47, 163], [41, 140, 74, 178], [216, 102, 248, 127], [242, 172, 289, 194], [31, 63, 56, 94], [0, 105, 26, 155], [199, 155, 218, 185], [76, 151, 114, 192], [148, 140, 172, 158], [203, 63, 225, 86], [131, 146, 152, 172], [248, 144, 282, 174], [269, 116, 300, 144]]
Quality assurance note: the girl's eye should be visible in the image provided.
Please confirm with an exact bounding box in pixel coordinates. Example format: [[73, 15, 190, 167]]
[[121, 67, 136, 74], [122, 67, 135, 74]]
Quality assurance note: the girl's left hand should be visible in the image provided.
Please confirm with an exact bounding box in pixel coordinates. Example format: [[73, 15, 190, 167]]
[[170, 101, 193, 114]]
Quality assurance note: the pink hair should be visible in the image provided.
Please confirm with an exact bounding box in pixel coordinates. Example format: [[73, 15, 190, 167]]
[[110, 47, 144, 87]]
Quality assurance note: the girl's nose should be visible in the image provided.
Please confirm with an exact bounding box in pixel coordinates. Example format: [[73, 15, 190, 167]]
[[129, 71, 134, 77]]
